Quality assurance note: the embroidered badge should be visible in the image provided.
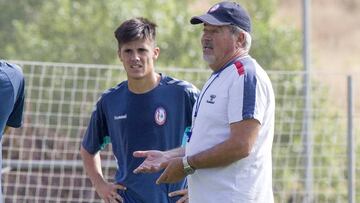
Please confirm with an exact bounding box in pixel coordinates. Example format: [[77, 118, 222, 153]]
[[206, 94, 216, 104], [155, 107, 166, 125]]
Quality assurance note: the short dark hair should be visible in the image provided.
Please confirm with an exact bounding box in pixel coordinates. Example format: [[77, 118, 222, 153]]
[[114, 17, 157, 48]]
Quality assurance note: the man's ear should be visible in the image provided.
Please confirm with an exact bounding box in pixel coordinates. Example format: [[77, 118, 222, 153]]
[[153, 47, 160, 60], [236, 32, 246, 49], [118, 49, 123, 62]]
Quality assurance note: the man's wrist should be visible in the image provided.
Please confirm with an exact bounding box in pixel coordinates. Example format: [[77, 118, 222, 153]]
[[164, 147, 185, 159], [187, 156, 196, 169], [182, 156, 196, 175]]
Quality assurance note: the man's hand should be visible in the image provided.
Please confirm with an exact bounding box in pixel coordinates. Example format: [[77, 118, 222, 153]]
[[94, 181, 126, 203], [156, 157, 186, 184], [133, 150, 169, 174], [169, 188, 189, 203]]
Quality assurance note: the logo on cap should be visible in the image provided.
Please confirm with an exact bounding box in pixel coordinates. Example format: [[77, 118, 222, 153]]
[[208, 4, 219, 13], [154, 107, 166, 125]]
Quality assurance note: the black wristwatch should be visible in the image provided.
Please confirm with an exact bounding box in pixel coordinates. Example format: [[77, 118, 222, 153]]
[[182, 156, 196, 175]]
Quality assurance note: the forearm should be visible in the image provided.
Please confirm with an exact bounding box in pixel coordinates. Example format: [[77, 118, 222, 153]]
[[80, 147, 126, 202], [80, 146, 106, 187], [188, 119, 259, 169], [155, 142, 245, 184], [188, 137, 249, 169], [164, 147, 185, 159]]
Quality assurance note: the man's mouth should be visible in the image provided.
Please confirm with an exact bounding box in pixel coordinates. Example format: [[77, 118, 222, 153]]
[[130, 64, 142, 69], [203, 44, 213, 52]]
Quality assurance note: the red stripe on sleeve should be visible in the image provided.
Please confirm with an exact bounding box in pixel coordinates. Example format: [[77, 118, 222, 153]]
[[235, 61, 245, 76]]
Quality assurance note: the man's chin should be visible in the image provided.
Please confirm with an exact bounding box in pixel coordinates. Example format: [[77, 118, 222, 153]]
[[127, 72, 144, 80], [203, 55, 215, 65]]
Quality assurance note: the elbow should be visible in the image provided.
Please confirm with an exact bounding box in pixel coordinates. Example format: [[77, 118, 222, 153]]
[[79, 147, 84, 159], [80, 146, 88, 158], [236, 141, 252, 159], [242, 150, 251, 158]]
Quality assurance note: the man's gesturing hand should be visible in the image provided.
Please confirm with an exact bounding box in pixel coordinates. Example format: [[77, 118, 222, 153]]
[[133, 150, 169, 174]]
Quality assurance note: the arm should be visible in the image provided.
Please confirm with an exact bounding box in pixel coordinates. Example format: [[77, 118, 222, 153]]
[[80, 146, 125, 203], [156, 119, 260, 184], [188, 119, 259, 169], [165, 147, 186, 158], [133, 147, 185, 174]]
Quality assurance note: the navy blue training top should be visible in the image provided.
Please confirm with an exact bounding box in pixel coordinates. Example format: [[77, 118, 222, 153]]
[[0, 60, 25, 136], [0, 60, 25, 201], [82, 74, 199, 203]]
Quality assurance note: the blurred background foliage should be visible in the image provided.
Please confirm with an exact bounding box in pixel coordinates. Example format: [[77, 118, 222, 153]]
[[0, 0, 301, 70]]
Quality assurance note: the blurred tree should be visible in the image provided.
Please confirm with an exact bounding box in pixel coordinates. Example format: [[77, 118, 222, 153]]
[[1, 0, 116, 64], [0, 0, 42, 49], [241, 0, 302, 71], [0, 0, 301, 70], [0, 0, 203, 67]]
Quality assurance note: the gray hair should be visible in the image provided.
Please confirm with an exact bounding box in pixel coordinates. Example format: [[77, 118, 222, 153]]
[[228, 25, 252, 53]]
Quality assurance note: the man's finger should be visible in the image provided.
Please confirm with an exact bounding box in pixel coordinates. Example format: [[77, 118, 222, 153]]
[[133, 166, 142, 174], [133, 164, 152, 174], [156, 172, 167, 184], [115, 194, 124, 203], [168, 189, 187, 197], [115, 184, 127, 190], [110, 191, 123, 203], [117, 197, 124, 203], [159, 160, 170, 168], [133, 166, 148, 174], [133, 151, 148, 157], [133, 164, 145, 174], [176, 195, 189, 203]]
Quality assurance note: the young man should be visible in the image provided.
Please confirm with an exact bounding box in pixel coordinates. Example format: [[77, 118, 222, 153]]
[[0, 60, 26, 201], [134, 2, 275, 203], [80, 17, 199, 203]]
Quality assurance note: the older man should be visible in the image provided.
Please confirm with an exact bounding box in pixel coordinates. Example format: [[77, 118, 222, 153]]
[[134, 2, 275, 202]]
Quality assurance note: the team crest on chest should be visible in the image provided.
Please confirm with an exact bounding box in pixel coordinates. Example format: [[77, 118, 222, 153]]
[[206, 94, 217, 104], [154, 107, 166, 125]]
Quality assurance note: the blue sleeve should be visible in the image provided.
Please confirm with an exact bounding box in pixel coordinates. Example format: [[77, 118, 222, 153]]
[[186, 84, 199, 121], [190, 87, 200, 107], [242, 69, 257, 120], [81, 99, 109, 154], [182, 84, 199, 145], [186, 84, 199, 110], [6, 74, 25, 128]]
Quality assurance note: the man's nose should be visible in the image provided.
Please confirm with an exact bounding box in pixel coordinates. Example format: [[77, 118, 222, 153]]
[[202, 37, 211, 46], [131, 52, 140, 61], [202, 34, 212, 43]]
